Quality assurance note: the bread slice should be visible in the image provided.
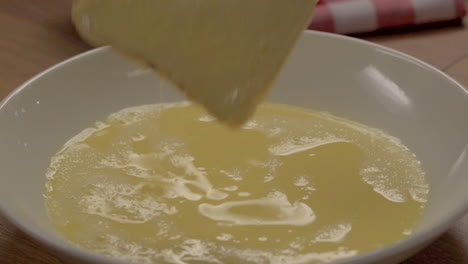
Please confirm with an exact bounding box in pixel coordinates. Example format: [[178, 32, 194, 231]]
[[72, 0, 317, 126]]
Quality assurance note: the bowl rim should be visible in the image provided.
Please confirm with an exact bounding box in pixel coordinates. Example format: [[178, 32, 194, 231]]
[[0, 30, 467, 264]]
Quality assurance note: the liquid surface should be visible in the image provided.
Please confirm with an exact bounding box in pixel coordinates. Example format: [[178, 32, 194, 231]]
[[44, 103, 428, 264]]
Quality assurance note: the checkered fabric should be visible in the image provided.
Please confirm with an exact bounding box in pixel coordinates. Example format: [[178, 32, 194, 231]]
[[309, 0, 466, 34]]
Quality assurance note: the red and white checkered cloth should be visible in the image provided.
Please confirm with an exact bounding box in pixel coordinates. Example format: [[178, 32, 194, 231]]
[[309, 0, 466, 34]]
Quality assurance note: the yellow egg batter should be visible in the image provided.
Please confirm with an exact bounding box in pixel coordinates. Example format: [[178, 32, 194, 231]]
[[44, 103, 428, 264]]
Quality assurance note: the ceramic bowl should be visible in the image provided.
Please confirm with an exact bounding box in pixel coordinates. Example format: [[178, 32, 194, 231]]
[[0, 31, 467, 264]]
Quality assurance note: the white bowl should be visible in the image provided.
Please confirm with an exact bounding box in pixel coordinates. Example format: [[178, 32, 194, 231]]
[[0, 31, 467, 264]]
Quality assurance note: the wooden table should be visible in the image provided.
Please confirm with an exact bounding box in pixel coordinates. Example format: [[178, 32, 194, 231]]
[[0, 1, 467, 263]]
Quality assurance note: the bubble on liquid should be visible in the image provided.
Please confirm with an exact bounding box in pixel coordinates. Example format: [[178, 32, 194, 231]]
[[223, 185, 239, 192], [403, 229, 413, 236], [268, 190, 286, 200], [360, 164, 407, 203], [163, 206, 179, 215], [207, 189, 229, 201], [270, 136, 348, 156], [220, 169, 243, 181], [94, 234, 169, 264], [359, 135, 429, 204], [199, 115, 216, 122], [409, 186, 429, 203], [289, 241, 302, 249], [44, 181, 54, 193], [294, 176, 310, 187], [383, 189, 406, 203], [248, 158, 282, 182], [132, 133, 146, 142], [61, 122, 110, 151], [80, 182, 174, 224], [268, 127, 282, 136], [264, 175, 275, 182], [98, 151, 156, 179], [107, 102, 190, 126], [225, 246, 358, 264], [313, 223, 353, 243], [362, 166, 380, 174], [216, 233, 233, 241], [241, 120, 258, 130], [198, 193, 315, 227], [167, 154, 229, 201], [169, 239, 220, 264], [169, 235, 181, 240]]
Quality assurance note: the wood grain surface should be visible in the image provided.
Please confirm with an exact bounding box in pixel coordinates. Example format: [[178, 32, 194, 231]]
[[0, 1, 467, 263]]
